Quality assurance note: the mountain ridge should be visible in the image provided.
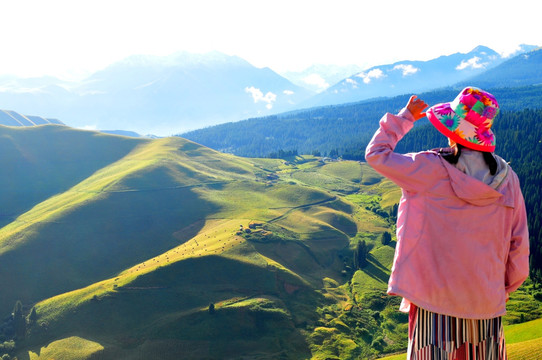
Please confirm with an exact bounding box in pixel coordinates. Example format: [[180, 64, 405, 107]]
[[456, 46, 542, 88], [1, 45, 539, 137], [302, 45, 506, 107], [0, 51, 314, 136]]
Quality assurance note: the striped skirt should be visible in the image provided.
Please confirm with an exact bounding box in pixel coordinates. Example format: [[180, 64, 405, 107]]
[[407, 304, 507, 360]]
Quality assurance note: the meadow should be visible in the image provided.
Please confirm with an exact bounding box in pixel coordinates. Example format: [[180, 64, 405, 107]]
[[0, 125, 539, 359]]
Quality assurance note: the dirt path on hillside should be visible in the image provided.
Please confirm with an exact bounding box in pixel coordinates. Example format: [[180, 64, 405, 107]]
[[267, 196, 337, 223]]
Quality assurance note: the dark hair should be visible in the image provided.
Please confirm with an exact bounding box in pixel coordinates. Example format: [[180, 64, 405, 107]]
[[442, 144, 498, 175]]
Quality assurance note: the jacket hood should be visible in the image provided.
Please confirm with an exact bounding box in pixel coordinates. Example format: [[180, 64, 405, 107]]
[[439, 150, 510, 207]]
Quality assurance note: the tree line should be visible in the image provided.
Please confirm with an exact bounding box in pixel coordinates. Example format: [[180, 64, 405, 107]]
[[0, 301, 38, 359], [182, 85, 542, 158]]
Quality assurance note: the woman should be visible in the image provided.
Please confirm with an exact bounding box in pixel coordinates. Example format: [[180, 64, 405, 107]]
[[365, 87, 529, 359]]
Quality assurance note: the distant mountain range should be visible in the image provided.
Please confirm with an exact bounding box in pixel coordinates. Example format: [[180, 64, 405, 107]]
[[301, 45, 539, 107], [280, 63, 366, 93], [456, 47, 542, 88], [280, 45, 539, 95], [181, 46, 542, 156], [0, 45, 539, 136], [0, 52, 314, 136]]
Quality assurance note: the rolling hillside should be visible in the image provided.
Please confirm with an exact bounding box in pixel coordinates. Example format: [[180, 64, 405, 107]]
[[0, 125, 143, 228], [1, 125, 540, 359], [0, 125, 390, 359]]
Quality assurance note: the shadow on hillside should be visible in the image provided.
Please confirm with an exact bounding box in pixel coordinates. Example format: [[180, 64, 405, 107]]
[[0, 186, 221, 320], [16, 351, 31, 360], [250, 239, 325, 281], [0, 127, 143, 228], [21, 255, 319, 359], [363, 254, 390, 284]]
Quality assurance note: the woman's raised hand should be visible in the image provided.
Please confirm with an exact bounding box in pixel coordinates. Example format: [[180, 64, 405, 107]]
[[406, 95, 428, 121]]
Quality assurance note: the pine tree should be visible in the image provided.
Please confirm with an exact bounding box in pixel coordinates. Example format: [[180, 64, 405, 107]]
[[12, 301, 25, 340], [27, 307, 38, 324], [380, 232, 392, 246], [354, 240, 368, 269]]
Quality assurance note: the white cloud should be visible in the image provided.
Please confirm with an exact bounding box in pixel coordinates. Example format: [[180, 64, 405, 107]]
[[283, 90, 294, 95], [500, 44, 525, 58], [356, 68, 385, 84], [345, 78, 358, 88], [302, 74, 329, 91], [245, 86, 277, 109], [456, 56, 488, 70], [392, 64, 419, 76], [81, 125, 98, 131]]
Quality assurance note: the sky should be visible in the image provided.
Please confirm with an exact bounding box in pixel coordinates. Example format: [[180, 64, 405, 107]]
[[1, 0, 541, 80]]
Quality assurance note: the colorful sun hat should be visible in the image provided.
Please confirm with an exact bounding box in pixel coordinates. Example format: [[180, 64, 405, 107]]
[[426, 87, 499, 152]]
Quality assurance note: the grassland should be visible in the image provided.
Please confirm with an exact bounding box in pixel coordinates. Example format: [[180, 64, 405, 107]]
[[25, 337, 103, 360], [0, 125, 540, 359]]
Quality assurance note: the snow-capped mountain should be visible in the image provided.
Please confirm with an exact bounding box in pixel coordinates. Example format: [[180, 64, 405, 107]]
[[302, 45, 536, 107], [280, 64, 366, 93], [457, 46, 542, 89]]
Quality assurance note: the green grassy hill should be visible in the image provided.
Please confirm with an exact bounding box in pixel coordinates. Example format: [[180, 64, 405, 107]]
[[0, 124, 539, 360], [0, 125, 144, 228]]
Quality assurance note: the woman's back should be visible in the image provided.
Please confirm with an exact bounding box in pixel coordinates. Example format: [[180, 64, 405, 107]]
[[364, 88, 529, 359]]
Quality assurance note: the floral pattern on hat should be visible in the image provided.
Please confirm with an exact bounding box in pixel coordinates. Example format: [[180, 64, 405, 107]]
[[464, 110, 487, 127], [434, 103, 453, 115], [441, 114, 460, 131], [475, 126, 495, 146], [426, 87, 498, 152]]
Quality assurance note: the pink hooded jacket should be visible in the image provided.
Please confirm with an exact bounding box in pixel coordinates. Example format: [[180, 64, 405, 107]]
[[365, 109, 529, 319]]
